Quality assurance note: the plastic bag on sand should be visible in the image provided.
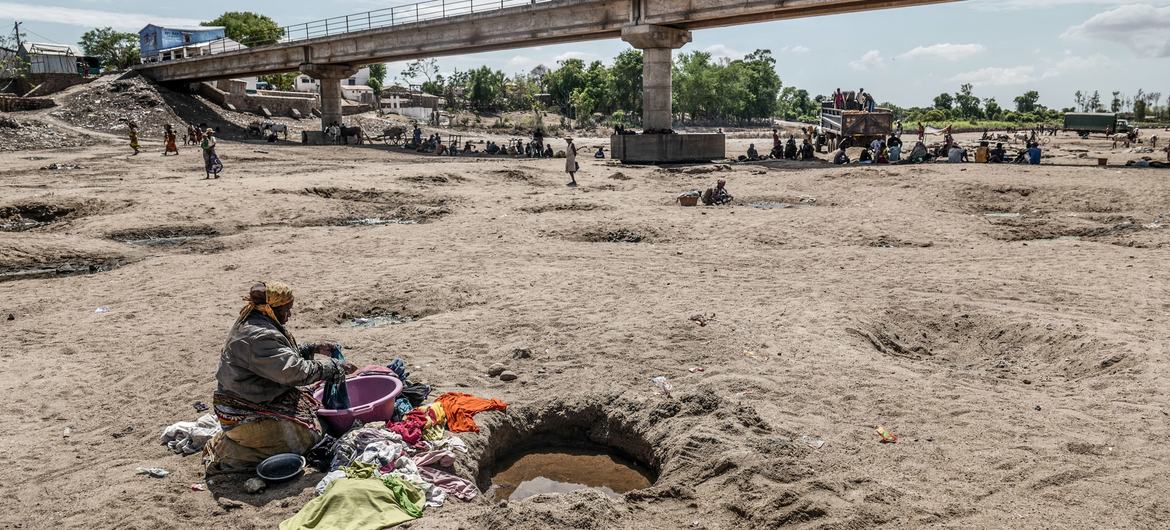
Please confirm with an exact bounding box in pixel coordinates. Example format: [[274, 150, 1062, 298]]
[[160, 414, 221, 455], [651, 376, 673, 397]]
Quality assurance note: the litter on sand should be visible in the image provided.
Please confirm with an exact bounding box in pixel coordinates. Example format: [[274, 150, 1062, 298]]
[[875, 425, 898, 444], [135, 467, 170, 478]]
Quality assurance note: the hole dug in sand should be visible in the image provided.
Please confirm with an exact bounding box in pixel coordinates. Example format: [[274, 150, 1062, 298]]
[[475, 401, 660, 501]]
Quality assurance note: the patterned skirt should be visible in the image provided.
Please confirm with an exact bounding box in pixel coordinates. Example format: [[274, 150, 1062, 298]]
[[213, 389, 321, 433]]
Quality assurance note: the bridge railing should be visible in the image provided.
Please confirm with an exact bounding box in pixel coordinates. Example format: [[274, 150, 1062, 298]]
[[140, 0, 553, 64]]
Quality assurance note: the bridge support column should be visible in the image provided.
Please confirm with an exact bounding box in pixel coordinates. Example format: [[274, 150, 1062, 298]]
[[621, 25, 690, 132], [299, 63, 359, 132], [613, 25, 725, 164]]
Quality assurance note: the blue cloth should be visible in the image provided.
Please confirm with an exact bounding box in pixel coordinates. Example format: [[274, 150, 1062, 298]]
[[1027, 147, 1042, 165], [391, 397, 413, 422], [322, 346, 350, 410], [386, 358, 410, 381]]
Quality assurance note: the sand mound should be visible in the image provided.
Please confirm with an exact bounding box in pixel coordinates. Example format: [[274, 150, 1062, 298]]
[[0, 116, 99, 152], [51, 74, 185, 139]]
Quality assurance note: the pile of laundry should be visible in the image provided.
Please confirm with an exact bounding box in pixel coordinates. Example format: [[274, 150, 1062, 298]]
[[159, 356, 508, 530]]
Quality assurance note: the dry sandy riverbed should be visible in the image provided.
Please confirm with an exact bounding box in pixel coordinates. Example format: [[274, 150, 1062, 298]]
[[1, 131, 1170, 529]]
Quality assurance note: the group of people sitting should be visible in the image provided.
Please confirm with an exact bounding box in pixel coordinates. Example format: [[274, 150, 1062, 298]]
[[831, 135, 1042, 166]]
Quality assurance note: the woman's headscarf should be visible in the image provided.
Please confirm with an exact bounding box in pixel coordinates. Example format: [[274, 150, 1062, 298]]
[[237, 281, 296, 346]]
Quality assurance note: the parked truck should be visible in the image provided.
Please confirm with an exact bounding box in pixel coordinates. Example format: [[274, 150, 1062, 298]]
[[820, 100, 893, 150], [1063, 112, 1131, 138]]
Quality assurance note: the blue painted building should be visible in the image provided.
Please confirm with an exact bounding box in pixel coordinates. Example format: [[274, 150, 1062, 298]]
[[138, 25, 226, 58]]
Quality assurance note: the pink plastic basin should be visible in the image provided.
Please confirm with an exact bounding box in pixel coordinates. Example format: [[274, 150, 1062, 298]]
[[312, 375, 403, 435]]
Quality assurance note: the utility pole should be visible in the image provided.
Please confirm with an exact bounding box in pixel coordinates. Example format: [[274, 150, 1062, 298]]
[[13, 21, 21, 50]]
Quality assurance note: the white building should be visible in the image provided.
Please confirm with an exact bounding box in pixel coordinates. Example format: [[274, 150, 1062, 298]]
[[295, 67, 374, 102]]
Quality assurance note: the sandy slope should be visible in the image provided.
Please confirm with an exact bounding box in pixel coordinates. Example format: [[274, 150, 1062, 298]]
[[1, 129, 1169, 529]]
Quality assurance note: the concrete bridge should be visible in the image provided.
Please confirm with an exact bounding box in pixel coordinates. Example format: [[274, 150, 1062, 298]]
[[136, 0, 957, 161]]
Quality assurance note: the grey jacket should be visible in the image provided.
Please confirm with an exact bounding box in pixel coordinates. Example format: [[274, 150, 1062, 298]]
[[215, 312, 339, 405]]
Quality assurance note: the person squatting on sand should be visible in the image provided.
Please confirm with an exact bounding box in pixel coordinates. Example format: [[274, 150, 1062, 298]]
[[204, 281, 357, 476], [701, 178, 733, 206]]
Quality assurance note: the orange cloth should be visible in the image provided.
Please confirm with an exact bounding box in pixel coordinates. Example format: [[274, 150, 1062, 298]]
[[435, 392, 507, 433]]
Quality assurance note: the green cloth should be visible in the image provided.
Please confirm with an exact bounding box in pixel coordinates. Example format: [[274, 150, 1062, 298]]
[[343, 461, 379, 480], [279, 477, 420, 530], [382, 475, 426, 518]]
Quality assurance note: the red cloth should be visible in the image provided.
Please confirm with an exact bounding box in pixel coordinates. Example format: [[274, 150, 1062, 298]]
[[435, 393, 507, 433], [386, 408, 429, 446]]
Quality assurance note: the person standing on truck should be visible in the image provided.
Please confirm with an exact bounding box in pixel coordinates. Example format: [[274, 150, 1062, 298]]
[[834, 89, 844, 110]]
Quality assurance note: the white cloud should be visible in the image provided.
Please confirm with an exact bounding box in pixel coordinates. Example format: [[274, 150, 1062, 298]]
[[974, 0, 1170, 11], [779, 45, 811, 54], [899, 43, 986, 61], [849, 50, 885, 71], [704, 44, 744, 61], [950, 66, 1037, 86], [553, 51, 597, 63], [948, 52, 1109, 88], [0, 2, 202, 31], [1063, 4, 1170, 57], [507, 55, 539, 68]]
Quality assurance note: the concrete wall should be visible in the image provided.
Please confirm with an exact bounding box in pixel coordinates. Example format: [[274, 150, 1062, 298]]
[[0, 95, 55, 112], [200, 80, 319, 118], [610, 133, 725, 163]]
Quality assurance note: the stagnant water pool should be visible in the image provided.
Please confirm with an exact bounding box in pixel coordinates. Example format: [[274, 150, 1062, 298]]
[[490, 448, 654, 501]]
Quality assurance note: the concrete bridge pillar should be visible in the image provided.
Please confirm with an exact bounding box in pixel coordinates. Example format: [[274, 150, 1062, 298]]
[[612, 24, 723, 163], [299, 63, 358, 130], [620, 25, 691, 132]]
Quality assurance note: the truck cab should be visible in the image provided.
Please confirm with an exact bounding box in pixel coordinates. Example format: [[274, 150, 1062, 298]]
[[1116, 119, 1132, 133]]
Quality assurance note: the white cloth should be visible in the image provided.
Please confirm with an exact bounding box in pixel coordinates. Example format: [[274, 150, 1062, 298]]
[[159, 414, 220, 455], [565, 143, 577, 173]]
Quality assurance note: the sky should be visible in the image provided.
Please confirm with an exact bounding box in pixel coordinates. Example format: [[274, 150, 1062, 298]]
[[2, 0, 1168, 109]]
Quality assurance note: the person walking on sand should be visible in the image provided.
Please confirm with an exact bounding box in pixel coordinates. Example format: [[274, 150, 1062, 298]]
[[163, 124, 179, 156], [565, 137, 580, 187], [128, 123, 140, 155], [201, 129, 223, 179]]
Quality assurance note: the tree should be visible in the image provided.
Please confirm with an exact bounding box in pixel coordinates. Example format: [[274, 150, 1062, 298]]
[[954, 83, 982, 119], [1134, 98, 1147, 121], [544, 58, 588, 113], [203, 12, 283, 46], [933, 92, 954, 110], [738, 50, 782, 122], [78, 27, 139, 71], [1111, 91, 1122, 113], [1, 30, 28, 79], [984, 98, 1002, 120], [672, 51, 718, 123], [1086, 90, 1101, 112], [1014, 91, 1040, 113], [465, 66, 506, 111], [1074, 90, 1085, 112], [259, 73, 296, 91], [610, 49, 643, 118], [366, 63, 387, 93], [402, 59, 439, 85]]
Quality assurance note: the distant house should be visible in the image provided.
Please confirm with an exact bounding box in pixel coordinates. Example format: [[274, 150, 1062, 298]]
[[16, 43, 91, 75], [143, 37, 244, 63], [295, 67, 373, 100], [138, 24, 226, 59]]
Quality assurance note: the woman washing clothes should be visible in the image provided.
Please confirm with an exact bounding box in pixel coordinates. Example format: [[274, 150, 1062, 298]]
[[204, 281, 356, 476]]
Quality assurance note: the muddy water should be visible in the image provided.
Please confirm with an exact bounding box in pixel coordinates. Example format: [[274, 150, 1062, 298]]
[[491, 449, 653, 501], [344, 311, 416, 328]]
